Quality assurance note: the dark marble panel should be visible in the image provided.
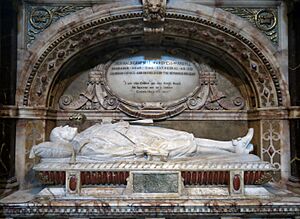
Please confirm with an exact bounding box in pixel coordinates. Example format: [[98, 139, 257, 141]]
[[133, 172, 178, 193], [288, 1, 300, 181]]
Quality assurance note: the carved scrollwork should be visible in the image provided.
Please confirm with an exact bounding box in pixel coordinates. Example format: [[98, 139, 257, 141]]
[[103, 96, 119, 110]]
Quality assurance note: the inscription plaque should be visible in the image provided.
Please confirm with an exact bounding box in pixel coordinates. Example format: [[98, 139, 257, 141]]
[[106, 51, 199, 103], [133, 172, 179, 193]]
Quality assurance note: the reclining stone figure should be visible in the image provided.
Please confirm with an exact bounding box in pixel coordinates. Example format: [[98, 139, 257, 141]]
[[30, 121, 254, 162]]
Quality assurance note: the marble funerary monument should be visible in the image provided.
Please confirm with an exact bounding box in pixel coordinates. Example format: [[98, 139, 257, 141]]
[[1, 0, 300, 218]]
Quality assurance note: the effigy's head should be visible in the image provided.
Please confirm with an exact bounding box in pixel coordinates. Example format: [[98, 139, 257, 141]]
[[50, 125, 78, 142]]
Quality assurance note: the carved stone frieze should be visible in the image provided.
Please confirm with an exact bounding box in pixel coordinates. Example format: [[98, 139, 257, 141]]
[[26, 5, 86, 46], [222, 8, 278, 45]]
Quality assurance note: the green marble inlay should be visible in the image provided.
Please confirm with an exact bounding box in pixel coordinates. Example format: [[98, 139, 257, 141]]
[[133, 173, 178, 193]]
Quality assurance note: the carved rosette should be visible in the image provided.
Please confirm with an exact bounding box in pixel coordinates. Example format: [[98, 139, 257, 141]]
[[59, 48, 245, 120]]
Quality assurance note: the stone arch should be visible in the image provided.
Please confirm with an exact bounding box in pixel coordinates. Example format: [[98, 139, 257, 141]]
[[17, 2, 289, 108]]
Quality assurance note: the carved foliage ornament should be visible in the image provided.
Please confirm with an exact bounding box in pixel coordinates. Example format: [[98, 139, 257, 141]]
[[59, 49, 245, 119]]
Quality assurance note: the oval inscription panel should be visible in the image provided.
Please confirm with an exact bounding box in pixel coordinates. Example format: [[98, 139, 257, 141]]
[[106, 51, 199, 103]]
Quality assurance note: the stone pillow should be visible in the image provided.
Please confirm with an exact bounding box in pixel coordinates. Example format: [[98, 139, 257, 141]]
[[29, 142, 73, 158]]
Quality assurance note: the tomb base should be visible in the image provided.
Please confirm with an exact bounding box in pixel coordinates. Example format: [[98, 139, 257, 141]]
[[1, 184, 300, 218]]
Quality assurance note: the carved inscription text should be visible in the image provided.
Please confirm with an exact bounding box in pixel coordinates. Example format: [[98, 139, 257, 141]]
[[106, 52, 199, 103]]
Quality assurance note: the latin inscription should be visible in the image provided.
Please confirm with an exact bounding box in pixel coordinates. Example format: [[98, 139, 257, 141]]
[[106, 52, 199, 103]]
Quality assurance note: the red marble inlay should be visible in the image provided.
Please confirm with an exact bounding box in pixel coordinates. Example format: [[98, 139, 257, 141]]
[[69, 175, 77, 191], [233, 174, 241, 191]]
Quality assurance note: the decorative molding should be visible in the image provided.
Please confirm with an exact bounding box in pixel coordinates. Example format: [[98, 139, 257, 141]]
[[26, 5, 87, 46], [23, 13, 144, 106], [1, 203, 300, 217], [222, 8, 278, 46], [34, 160, 274, 172]]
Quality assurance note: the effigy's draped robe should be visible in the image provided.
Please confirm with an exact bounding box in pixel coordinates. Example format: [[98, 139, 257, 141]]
[[73, 122, 198, 159]]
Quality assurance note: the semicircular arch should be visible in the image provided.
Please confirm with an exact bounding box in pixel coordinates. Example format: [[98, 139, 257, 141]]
[[18, 2, 289, 109]]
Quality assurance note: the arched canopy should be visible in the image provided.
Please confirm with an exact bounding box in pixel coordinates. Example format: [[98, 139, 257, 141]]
[[17, 2, 289, 108]]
